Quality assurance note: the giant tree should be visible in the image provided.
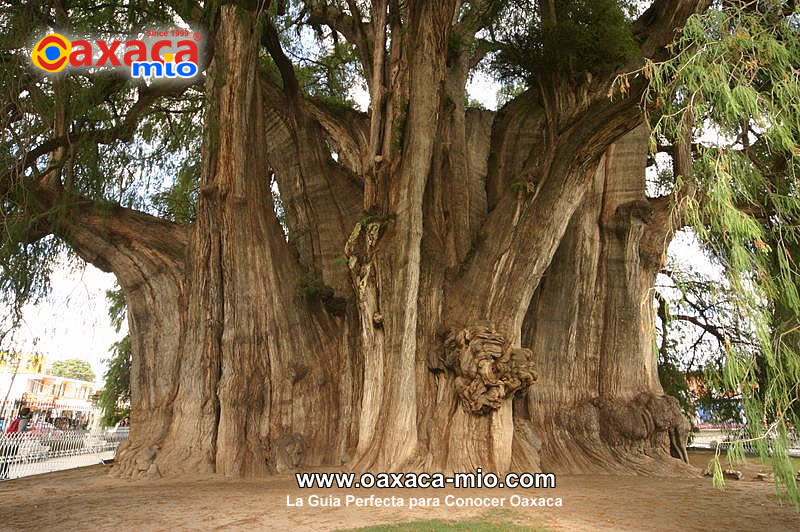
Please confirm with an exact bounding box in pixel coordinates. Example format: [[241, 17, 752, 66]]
[[5, 0, 797, 483]]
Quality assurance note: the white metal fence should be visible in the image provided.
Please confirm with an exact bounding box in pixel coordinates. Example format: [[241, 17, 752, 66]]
[[689, 428, 800, 457], [0, 428, 128, 480]]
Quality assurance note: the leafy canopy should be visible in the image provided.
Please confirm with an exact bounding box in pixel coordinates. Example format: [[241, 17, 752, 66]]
[[50, 358, 95, 382], [0, 0, 645, 329], [623, 0, 800, 504], [492, 0, 640, 81], [0, 0, 203, 333]]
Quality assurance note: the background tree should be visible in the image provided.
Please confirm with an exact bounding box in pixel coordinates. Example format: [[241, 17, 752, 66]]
[[655, 264, 754, 423], [50, 358, 95, 382], [1, 0, 797, 504], [628, 0, 800, 499], [98, 286, 131, 427]]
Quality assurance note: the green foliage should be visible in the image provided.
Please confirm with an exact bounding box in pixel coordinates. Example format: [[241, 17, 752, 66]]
[[0, 235, 63, 331], [656, 263, 758, 423], [695, 365, 746, 425], [98, 335, 131, 427], [465, 92, 488, 111], [51, 358, 96, 382], [635, 0, 800, 505], [99, 286, 130, 427], [493, 0, 639, 81], [0, 1, 204, 335], [495, 82, 526, 109], [359, 207, 394, 228], [279, 3, 364, 108], [299, 272, 334, 300], [295, 41, 363, 108], [106, 286, 127, 333], [658, 357, 693, 418], [151, 159, 200, 223]]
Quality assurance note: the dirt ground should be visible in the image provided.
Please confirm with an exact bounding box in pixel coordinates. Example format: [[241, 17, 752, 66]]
[[0, 451, 797, 531]]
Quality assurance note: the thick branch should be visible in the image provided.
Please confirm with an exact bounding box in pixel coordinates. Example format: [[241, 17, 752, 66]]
[[306, 1, 375, 83], [633, 0, 712, 60], [454, 0, 498, 37], [303, 97, 370, 176], [366, 0, 388, 163], [13, 183, 189, 286], [450, 3, 711, 336], [259, 77, 363, 296], [670, 313, 728, 346], [64, 200, 189, 278], [262, 19, 300, 98]]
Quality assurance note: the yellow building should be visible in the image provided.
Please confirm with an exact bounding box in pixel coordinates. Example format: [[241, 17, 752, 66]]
[[1, 354, 97, 429], [0, 352, 45, 374]]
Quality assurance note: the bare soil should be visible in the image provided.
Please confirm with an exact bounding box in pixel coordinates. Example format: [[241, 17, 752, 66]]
[[0, 451, 797, 531]]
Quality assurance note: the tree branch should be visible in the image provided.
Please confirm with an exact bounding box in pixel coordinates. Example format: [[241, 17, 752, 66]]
[[262, 19, 300, 98], [258, 76, 363, 296], [63, 198, 190, 277], [671, 313, 727, 346], [640, 108, 696, 266], [4, 178, 189, 285], [633, 0, 712, 61], [2, 80, 194, 191], [454, 0, 499, 36], [306, 1, 375, 83], [303, 97, 370, 175]]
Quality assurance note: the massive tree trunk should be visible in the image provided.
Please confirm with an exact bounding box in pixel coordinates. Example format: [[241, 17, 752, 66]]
[[69, 7, 360, 479], [13, 1, 707, 479], [521, 126, 687, 474]]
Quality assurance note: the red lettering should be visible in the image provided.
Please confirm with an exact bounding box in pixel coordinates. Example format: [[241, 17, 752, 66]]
[[69, 40, 92, 66], [175, 40, 198, 64], [123, 40, 147, 66], [96, 40, 122, 66], [151, 40, 170, 62]]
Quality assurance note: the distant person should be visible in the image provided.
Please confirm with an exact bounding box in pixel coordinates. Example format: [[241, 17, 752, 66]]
[[6, 407, 31, 434], [0, 407, 31, 480]]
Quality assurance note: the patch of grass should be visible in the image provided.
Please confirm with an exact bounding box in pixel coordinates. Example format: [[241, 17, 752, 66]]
[[338, 510, 548, 531]]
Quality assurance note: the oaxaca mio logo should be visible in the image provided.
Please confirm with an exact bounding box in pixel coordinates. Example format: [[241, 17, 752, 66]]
[[30, 29, 202, 79]]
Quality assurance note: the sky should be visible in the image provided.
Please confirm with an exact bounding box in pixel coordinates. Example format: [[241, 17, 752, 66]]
[[5, 263, 121, 387]]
